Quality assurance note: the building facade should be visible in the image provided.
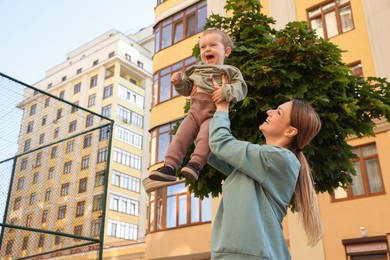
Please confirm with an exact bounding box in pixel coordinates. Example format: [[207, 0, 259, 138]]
[[145, 0, 390, 260], [3, 27, 154, 259]]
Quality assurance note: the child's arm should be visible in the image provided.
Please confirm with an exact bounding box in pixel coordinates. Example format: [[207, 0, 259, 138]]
[[171, 71, 194, 96]]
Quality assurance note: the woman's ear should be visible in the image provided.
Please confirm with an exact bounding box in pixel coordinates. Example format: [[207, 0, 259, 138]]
[[285, 127, 298, 138]]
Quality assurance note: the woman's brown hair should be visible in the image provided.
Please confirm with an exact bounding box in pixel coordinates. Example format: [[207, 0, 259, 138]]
[[290, 99, 323, 246]]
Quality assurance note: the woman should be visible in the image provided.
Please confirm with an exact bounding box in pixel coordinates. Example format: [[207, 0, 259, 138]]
[[208, 78, 323, 259]]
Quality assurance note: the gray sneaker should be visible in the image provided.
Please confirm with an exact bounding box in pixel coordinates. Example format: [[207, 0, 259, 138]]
[[181, 162, 201, 181], [149, 165, 177, 182]]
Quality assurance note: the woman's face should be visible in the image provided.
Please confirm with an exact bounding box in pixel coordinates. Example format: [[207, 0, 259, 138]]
[[259, 101, 293, 140]]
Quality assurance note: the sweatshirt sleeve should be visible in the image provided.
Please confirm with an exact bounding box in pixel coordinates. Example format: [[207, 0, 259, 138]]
[[221, 67, 247, 103], [209, 111, 270, 184]]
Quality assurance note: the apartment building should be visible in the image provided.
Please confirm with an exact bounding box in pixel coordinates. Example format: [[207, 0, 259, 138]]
[[144, 0, 390, 260], [2, 27, 154, 259]]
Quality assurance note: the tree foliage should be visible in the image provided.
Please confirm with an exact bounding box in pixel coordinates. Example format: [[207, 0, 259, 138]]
[[176, 0, 390, 204]]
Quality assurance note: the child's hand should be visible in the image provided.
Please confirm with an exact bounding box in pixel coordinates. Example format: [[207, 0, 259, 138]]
[[170, 72, 182, 85]]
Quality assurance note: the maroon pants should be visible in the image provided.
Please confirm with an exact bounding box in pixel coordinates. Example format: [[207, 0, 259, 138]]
[[165, 92, 216, 169]]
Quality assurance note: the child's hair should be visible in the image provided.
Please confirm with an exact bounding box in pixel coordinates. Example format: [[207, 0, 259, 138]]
[[290, 99, 323, 247], [202, 28, 235, 50]]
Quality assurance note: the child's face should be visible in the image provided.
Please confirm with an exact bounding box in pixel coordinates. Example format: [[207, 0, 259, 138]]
[[199, 32, 231, 65]]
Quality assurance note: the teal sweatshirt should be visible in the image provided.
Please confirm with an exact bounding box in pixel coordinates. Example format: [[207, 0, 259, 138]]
[[208, 111, 300, 260]]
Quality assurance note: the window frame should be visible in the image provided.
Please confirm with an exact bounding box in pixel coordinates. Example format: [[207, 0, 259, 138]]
[[332, 142, 385, 202]]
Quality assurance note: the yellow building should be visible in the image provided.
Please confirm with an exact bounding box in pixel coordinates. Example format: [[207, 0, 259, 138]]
[[145, 0, 390, 260], [2, 27, 154, 259]]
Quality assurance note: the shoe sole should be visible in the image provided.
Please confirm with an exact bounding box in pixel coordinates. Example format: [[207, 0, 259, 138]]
[[181, 167, 198, 181], [149, 171, 177, 182]]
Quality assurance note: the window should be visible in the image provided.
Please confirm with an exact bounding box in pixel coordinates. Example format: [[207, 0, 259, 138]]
[[32, 172, 39, 184], [48, 167, 54, 179], [137, 61, 144, 68], [42, 210, 48, 223], [118, 84, 144, 108], [26, 214, 33, 227], [110, 194, 139, 216], [308, 0, 354, 39], [115, 126, 142, 148], [45, 188, 51, 201], [17, 177, 25, 190], [38, 234, 45, 248], [83, 134, 92, 148], [91, 219, 101, 237], [99, 126, 110, 141], [54, 127, 59, 138], [54, 229, 62, 245], [95, 171, 105, 187], [86, 114, 94, 127], [150, 122, 177, 165], [97, 147, 108, 163], [39, 133, 45, 144], [148, 182, 212, 232], [88, 94, 96, 107], [42, 115, 47, 126], [154, 0, 206, 52], [60, 183, 69, 196], [51, 146, 57, 158], [74, 225, 83, 241], [90, 75, 98, 88], [5, 240, 13, 255], [69, 120, 77, 133], [62, 76, 67, 82], [63, 161, 72, 174], [66, 140, 74, 153], [113, 147, 141, 170], [81, 155, 90, 169], [76, 201, 85, 217], [79, 177, 88, 193], [349, 61, 363, 77], [153, 56, 198, 105], [117, 105, 144, 128], [13, 197, 21, 210], [77, 68, 82, 74], [44, 98, 50, 107], [27, 121, 34, 133], [34, 152, 42, 167], [29, 193, 36, 205], [93, 60, 99, 66], [22, 236, 29, 250], [103, 84, 113, 99], [107, 219, 138, 240], [74, 83, 81, 94], [126, 54, 131, 61], [24, 139, 31, 152], [102, 105, 111, 117], [30, 104, 37, 116], [56, 108, 63, 119], [21, 158, 28, 170], [59, 90, 65, 99], [47, 83, 53, 89], [333, 143, 384, 201], [108, 51, 115, 58], [58, 206, 67, 219], [71, 102, 79, 113], [93, 194, 103, 211]]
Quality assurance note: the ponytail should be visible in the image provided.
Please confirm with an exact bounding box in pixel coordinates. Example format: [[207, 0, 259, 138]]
[[290, 99, 323, 246]]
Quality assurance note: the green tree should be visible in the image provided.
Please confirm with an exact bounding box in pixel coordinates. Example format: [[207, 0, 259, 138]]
[[177, 0, 390, 205]]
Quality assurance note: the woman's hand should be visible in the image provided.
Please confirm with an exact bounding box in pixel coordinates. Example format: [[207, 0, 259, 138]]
[[212, 74, 229, 112]]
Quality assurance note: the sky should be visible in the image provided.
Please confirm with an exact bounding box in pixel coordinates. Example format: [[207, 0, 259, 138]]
[[0, 0, 155, 85]]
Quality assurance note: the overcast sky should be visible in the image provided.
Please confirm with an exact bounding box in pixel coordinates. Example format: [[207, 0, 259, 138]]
[[0, 0, 155, 85]]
